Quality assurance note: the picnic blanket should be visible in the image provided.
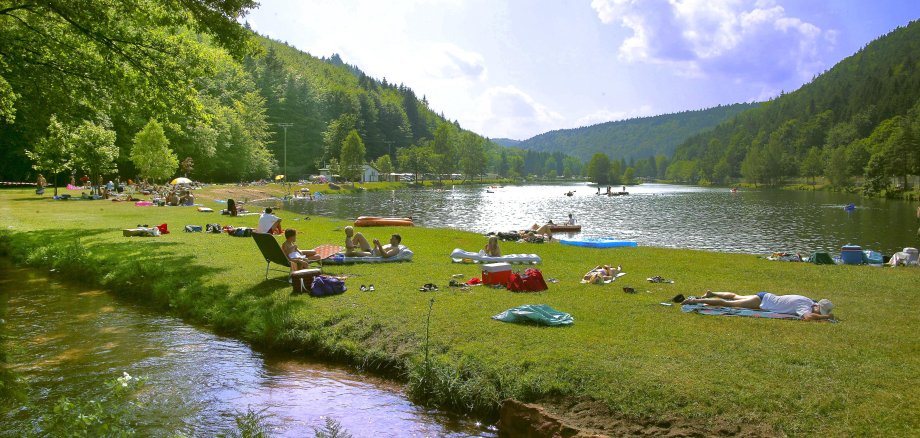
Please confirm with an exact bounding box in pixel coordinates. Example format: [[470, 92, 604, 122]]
[[492, 304, 574, 326], [681, 303, 802, 320], [326, 245, 413, 264], [450, 248, 541, 264]]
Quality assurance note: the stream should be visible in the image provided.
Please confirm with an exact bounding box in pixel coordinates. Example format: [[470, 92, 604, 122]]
[[0, 260, 496, 437]]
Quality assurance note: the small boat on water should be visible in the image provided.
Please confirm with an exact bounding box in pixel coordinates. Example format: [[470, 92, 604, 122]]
[[354, 216, 414, 227]]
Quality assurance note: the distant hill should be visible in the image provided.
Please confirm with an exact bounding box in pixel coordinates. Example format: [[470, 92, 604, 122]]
[[491, 138, 522, 148], [670, 19, 920, 189], [510, 103, 758, 162]]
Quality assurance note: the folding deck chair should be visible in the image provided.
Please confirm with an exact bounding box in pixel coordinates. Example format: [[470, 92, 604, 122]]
[[252, 232, 312, 282]]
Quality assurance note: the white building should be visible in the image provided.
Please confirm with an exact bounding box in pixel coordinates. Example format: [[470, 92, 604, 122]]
[[360, 164, 380, 183]]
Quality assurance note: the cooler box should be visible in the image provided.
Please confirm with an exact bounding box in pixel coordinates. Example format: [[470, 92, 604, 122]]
[[840, 244, 865, 265], [482, 262, 512, 285], [291, 268, 322, 294]]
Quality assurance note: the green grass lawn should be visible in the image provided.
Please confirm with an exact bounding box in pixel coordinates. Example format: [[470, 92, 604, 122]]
[[1, 186, 918, 436]]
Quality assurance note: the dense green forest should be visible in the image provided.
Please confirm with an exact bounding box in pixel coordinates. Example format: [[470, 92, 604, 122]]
[[669, 20, 920, 194], [510, 103, 757, 163], [0, 1, 581, 186]]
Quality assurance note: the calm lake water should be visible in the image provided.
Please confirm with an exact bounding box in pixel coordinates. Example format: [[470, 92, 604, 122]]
[[0, 261, 495, 437], [282, 183, 918, 255]]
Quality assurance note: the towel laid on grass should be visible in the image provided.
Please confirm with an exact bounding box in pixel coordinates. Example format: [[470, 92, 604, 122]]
[[326, 245, 413, 264], [681, 303, 803, 320], [450, 248, 541, 264]]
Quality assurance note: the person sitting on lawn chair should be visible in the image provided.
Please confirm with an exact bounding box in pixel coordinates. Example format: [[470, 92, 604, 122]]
[[682, 291, 835, 321], [282, 229, 319, 270]]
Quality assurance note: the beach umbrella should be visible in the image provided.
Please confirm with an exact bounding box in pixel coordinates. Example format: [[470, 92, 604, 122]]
[[275, 175, 285, 181], [170, 177, 192, 185]]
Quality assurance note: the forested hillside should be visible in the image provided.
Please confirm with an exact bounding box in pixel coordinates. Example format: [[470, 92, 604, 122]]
[[512, 103, 757, 162], [0, 2, 580, 184], [668, 20, 920, 193]]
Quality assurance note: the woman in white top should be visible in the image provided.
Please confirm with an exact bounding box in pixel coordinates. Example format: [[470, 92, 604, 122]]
[[682, 291, 835, 321]]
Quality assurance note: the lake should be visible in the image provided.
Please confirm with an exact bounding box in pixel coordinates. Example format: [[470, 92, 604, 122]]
[[281, 183, 918, 255]]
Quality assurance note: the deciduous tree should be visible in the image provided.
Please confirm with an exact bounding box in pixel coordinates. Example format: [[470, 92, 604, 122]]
[[130, 119, 178, 184]]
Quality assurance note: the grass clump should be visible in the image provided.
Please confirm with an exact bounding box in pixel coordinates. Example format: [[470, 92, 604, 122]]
[[0, 186, 918, 435]]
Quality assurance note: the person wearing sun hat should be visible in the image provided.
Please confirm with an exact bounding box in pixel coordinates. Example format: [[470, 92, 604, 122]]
[[682, 291, 835, 321]]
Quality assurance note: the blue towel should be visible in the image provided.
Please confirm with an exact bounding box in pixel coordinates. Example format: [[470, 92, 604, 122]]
[[681, 303, 802, 320]]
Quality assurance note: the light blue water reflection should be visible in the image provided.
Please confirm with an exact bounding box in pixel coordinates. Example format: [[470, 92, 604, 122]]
[[282, 183, 918, 255]]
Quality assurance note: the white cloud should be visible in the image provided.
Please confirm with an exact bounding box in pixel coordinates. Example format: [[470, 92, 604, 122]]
[[425, 43, 488, 81], [470, 86, 563, 139], [591, 0, 832, 82], [575, 105, 655, 127]]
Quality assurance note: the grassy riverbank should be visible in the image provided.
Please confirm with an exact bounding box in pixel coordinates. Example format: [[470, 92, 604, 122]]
[[1, 186, 917, 436]]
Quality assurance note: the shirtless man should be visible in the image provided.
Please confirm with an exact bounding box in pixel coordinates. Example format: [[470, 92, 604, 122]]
[[682, 291, 835, 321], [372, 234, 402, 258]]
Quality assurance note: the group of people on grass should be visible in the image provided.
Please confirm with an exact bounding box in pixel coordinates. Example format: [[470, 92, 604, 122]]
[[261, 206, 838, 321], [258, 208, 403, 265]]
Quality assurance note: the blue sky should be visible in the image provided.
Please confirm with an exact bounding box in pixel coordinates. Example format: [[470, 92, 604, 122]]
[[245, 0, 919, 140]]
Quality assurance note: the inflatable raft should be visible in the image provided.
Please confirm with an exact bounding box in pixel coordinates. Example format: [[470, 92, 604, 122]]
[[548, 224, 581, 232], [559, 237, 638, 248], [354, 216, 414, 227]]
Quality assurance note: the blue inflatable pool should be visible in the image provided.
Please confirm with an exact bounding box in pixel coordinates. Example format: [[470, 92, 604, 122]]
[[559, 238, 638, 248]]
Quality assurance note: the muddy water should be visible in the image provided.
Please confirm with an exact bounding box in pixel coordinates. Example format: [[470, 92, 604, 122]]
[[0, 261, 495, 437]]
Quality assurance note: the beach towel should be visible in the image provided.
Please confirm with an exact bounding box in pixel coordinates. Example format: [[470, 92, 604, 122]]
[[492, 304, 573, 326], [681, 303, 802, 320], [313, 244, 345, 260], [326, 245, 414, 264], [450, 248, 542, 264], [197, 207, 214, 212], [123, 227, 159, 237]]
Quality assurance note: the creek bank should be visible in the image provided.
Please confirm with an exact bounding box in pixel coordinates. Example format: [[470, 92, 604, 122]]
[[499, 398, 777, 437]]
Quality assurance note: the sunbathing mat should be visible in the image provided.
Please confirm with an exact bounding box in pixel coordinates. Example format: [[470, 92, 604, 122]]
[[450, 248, 542, 264], [681, 303, 803, 320], [325, 246, 414, 264], [313, 244, 344, 260]]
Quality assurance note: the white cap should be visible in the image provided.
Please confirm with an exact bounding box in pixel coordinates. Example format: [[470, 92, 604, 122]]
[[817, 299, 834, 315]]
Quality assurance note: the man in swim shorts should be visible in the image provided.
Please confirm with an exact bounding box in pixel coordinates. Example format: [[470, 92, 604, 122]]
[[682, 291, 835, 321]]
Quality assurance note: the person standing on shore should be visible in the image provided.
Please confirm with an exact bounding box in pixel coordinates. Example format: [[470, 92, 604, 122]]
[[36, 174, 46, 195]]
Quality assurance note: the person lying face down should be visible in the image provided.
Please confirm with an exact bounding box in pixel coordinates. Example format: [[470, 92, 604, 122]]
[[682, 291, 835, 321]]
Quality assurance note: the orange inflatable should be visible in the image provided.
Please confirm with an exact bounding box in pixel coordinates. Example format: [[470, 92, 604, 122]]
[[354, 216, 414, 227]]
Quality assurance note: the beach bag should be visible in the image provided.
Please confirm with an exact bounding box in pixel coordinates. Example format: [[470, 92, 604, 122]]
[[157, 223, 170, 234], [310, 275, 346, 297], [184, 225, 202, 233], [205, 223, 222, 233], [507, 268, 548, 292], [291, 268, 321, 294]]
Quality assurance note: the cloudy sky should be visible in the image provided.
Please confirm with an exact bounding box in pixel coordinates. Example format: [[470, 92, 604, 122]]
[[245, 0, 918, 140]]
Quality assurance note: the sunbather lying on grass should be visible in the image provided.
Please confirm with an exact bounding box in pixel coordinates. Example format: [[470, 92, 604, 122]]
[[581, 265, 622, 284], [682, 291, 835, 321]]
